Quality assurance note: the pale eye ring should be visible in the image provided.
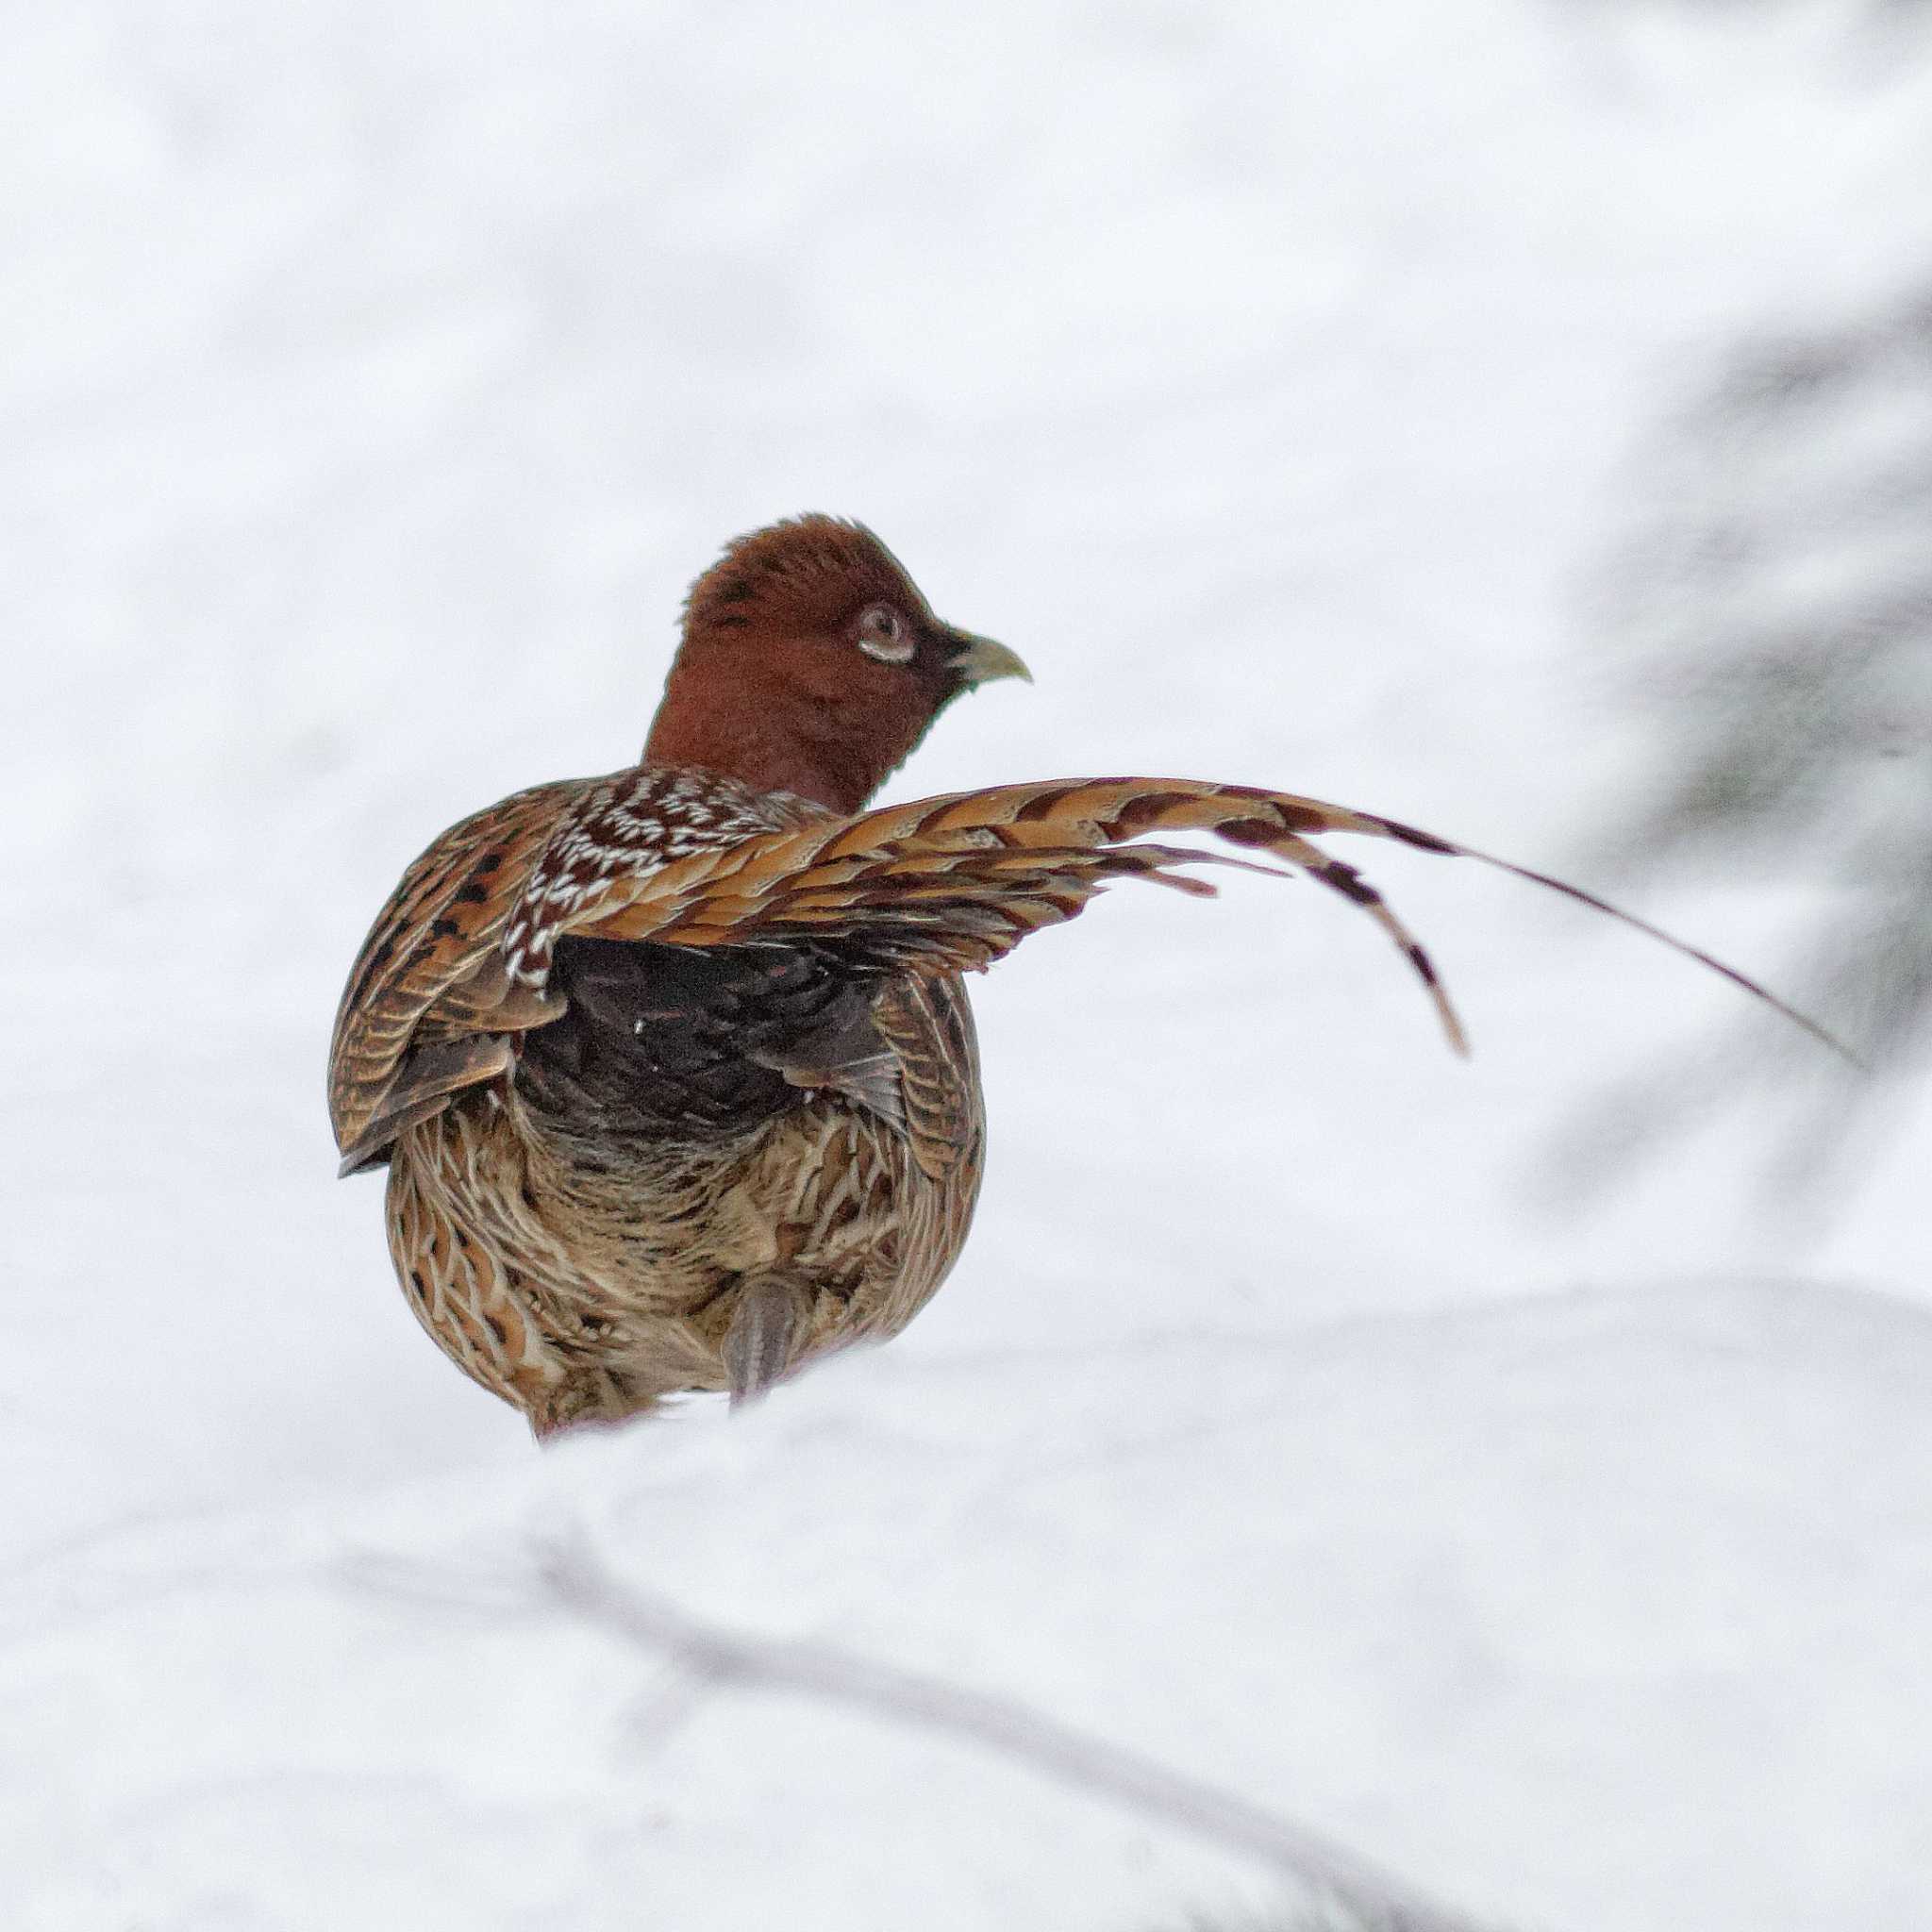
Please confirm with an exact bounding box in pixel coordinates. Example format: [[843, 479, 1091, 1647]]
[[855, 603, 915, 665]]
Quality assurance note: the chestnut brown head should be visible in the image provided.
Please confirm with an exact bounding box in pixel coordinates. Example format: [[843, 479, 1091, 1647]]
[[643, 515, 1029, 813]]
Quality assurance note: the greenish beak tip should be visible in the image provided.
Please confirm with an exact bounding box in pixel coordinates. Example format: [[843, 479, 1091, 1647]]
[[947, 632, 1032, 688]]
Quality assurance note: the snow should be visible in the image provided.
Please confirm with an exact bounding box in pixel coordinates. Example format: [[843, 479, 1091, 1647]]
[[8, 1282, 1932, 1929], [8, 2, 1929, 1926]]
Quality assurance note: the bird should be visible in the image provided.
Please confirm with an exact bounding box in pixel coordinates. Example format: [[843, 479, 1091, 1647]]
[[328, 514, 1845, 1438]]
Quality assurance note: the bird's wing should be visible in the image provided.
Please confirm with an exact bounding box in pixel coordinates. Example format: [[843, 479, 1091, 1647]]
[[867, 973, 983, 1181], [329, 768, 832, 1176], [328, 778, 585, 1174], [563, 775, 1849, 1062]]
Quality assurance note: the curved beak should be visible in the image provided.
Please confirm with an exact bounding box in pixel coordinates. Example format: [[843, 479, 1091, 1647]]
[[944, 629, 1032, 689]]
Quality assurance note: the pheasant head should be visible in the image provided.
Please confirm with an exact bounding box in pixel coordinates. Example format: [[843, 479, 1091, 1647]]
[[643, 515, 1030, 813]]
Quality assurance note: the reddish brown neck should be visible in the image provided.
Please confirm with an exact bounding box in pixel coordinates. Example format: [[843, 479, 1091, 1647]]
[[642, 658, 891, 815]]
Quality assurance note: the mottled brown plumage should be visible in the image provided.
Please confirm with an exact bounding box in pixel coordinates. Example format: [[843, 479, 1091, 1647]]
[[328, 514, 1845, 1437]]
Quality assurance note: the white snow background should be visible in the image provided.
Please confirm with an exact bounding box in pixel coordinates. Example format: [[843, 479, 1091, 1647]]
[[6, 3, 1929, 1927]]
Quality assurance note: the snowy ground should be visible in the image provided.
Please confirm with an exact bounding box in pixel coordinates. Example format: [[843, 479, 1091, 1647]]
[[8, 3, 1930, 1927]]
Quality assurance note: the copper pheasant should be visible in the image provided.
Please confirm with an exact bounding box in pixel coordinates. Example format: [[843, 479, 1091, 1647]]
[[328, 515, 1840, 1436]]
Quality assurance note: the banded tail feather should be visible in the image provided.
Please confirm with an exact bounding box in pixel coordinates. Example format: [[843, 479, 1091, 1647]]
[[567, 775, 1855, 1066]]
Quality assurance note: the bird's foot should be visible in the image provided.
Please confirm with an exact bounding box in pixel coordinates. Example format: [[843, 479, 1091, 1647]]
[[723, 1274, 812, 1407]]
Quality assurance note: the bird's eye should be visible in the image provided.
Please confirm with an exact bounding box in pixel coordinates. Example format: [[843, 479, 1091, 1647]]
[[855, 604, 915, 665]]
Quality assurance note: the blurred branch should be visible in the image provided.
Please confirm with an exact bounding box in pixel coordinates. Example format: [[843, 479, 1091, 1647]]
[[1149, 1907, 1496, 1932], [526, 1534, 1503, 1932]]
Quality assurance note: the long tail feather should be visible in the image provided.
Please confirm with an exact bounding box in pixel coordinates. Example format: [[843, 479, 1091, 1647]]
[[566, 775, 1853, 1066], [1349, 814, 1862, 1068]]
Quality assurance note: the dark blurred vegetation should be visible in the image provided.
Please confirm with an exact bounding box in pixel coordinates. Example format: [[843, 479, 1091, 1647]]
[[1574, 281, 1932, 1192]]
